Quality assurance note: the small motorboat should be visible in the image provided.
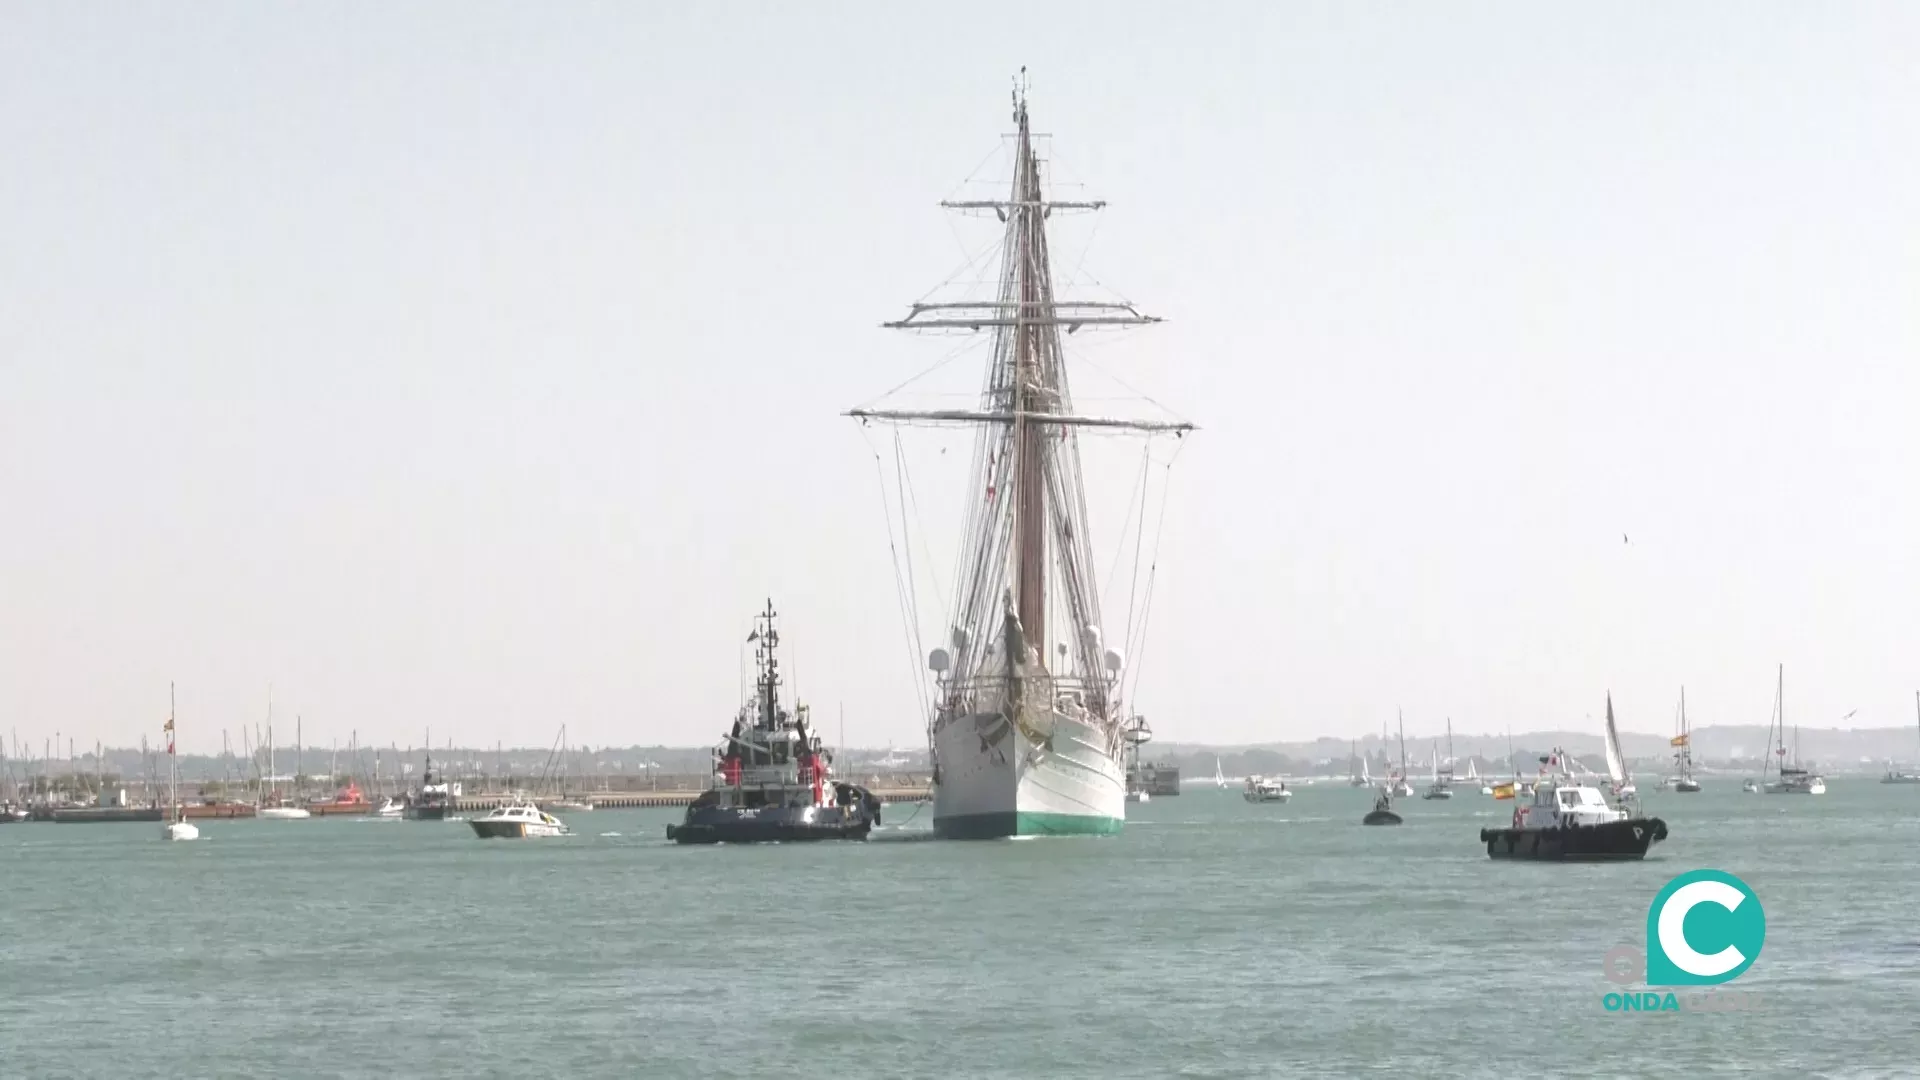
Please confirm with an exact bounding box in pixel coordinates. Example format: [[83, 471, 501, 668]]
[[541, 797, 594, 812], [470, 800, 569, 839], [1242, 776, 1291, 803], [163, 819, 199, 841], [372, 796, 404, 819], [257, 803, 312, 820], [1363, 789, 1402, 826], [1125, 790, 1150, 804]]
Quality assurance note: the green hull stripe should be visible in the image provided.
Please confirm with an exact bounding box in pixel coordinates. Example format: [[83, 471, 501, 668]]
[[932, 811, 1122, 840]]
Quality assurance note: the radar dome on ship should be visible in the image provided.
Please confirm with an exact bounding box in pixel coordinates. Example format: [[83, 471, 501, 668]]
[[928, 647, 951, 673], [1103, 648, 1125, 673]]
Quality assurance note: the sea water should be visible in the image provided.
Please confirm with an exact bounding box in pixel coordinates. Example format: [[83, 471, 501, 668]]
[[3, 782, 1917, 1078]]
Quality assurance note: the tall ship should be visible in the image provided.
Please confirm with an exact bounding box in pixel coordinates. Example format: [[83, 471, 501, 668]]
[[849, 78, 1193, 839], [667, 601, 880, 844]]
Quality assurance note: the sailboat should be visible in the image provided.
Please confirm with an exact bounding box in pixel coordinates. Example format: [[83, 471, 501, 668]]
[[1760, 664, 1825, 794], [1421, 721, 1455, 799], [1603, 696, 1635, 800], [1348, 742, 1370, 787], [1664, 688, 1702, 792], [1388, 712, 1414, 797], [848, 79, 1192, 839], [1213, 756, 1228, 790], [1882, 692, 1920, 784], [162, 683, 198, 841], [258, 691, 311, 820]]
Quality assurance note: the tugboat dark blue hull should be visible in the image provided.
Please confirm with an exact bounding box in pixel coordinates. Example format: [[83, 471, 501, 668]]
[[1363, 809, 1403, 826], [667, 784, 881, 845], [1479, 817, 1668, 860], [666, 809, 873, 844]]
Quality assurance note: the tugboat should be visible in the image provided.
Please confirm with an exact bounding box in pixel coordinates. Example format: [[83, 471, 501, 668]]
[[666, 600, 881, 845], [403, 750, 455, 820], [1478, 719, 1668, 860], [1363, 787, 1402, 826]]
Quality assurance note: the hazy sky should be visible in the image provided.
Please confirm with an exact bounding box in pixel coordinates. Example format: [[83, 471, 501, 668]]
[[4, 3, 1918, 755]]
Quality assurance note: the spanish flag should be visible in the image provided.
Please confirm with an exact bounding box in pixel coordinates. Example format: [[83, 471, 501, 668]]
[[1669, 734, 1688, 747], [1492, 782, 1515, 800]]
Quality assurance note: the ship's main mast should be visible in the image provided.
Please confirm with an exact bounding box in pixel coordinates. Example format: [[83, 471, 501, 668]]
[[849, 77, 1192, 720]]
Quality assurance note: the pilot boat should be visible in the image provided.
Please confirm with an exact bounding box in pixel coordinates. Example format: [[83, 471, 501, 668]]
[[666, 600, 881, 845], [1478, 707, 1669, 861], [1242, 776, 1291, 803], [469, 799, 568, 839]]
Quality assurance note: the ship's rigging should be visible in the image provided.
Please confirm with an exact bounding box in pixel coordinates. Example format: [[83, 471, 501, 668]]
[[848, 75, 1192, 754]]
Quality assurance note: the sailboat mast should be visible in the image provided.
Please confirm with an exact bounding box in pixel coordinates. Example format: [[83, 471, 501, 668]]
[[168, 682, 177, 821]]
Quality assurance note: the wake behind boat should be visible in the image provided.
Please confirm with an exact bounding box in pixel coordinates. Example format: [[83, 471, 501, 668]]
[[666, 601, 881, 845]]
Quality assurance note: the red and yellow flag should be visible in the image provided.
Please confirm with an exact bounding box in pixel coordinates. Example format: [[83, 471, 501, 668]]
[[1669, 734, 1688, 747], [1492, 782, 1516, 800]]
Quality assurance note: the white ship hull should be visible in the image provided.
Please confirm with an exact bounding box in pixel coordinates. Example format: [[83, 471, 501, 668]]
[[258, 806, 311, 820], [931, 708, 1123, 839]]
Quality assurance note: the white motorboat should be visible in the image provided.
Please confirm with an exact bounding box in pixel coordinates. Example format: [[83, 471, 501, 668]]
[[470, 800, 568, 839], [1242, 776, 1291, 803], [258, 804, 311, 820], [372, 796, 404, 818], [161, 684, 199, 842], [1126, 790, 1150, 804]]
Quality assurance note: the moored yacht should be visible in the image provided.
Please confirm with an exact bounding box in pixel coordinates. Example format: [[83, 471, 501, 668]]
[[1420, 722, 1456, 799], [1882, 692, 1920, 784], [469, 799, 568, 839], [161, 684, 199, 842], [1758, 666, 1825, 795], [1663, 688, 1703, 792], [1242, 776, 1291, 803]]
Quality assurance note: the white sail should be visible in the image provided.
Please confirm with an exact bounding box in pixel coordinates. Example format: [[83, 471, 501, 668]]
[[1603, 695, 1629, 785]]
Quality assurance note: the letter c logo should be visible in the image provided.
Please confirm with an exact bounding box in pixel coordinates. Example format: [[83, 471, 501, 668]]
[[1645, 870, 1765, 987]]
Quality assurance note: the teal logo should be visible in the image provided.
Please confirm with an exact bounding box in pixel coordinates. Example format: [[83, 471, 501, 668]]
[[1645, 870, 1765, 986]]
